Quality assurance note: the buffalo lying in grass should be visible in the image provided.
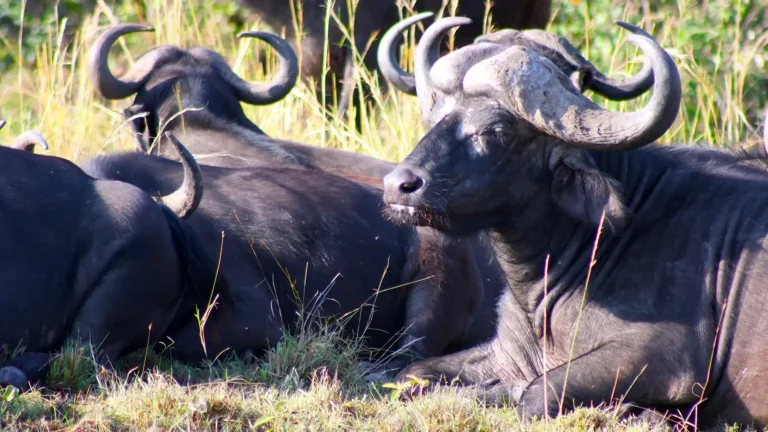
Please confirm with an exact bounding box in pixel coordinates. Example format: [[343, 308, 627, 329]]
[[82, 151, 500, 374], [236, 0, 552, 118], [0, 132, 227, 390], [88, 25, 505, 373], [86, 24, 505, 333], [383, 17, 768, 427]]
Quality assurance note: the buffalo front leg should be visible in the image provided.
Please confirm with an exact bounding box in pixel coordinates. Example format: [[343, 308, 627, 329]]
[[385, 232, 485, 373], [395, 340, 506, 387], [70, 217, 191, 368], [517, 342, 703, 421], [393, 336, 534, 405]]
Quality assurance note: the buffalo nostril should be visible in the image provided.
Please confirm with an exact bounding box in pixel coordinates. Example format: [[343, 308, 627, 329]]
[[399, 176, 424, 193], [384, 167, 426, 195]]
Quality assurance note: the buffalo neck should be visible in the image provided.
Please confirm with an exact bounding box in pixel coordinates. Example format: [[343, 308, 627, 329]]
[[480, 196, 602, 378], [483, 147, 677, 333], [486, 144, 757, 335], [487, 196, 600, 320]]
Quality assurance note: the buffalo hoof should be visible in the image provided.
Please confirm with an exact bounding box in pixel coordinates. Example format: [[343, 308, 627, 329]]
[[471, 378, 527, 407], [0, 366, 29, 391]]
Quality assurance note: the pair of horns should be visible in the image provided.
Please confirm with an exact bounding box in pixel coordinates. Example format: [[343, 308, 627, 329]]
[[377, 12, 654, 106], [380, 14, 681, 151], [89, 25, 299, 105]]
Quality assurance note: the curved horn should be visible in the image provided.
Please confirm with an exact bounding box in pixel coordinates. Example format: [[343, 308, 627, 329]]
[[523, 27, 655, 100], [476, 28, 654, 100], [414, 17, 473, 118], [12, 131, 49, 153], [88, 24, 156, 100], [157, 133, 203, 218], [376, 12, 434, 95], [235, 31, 299, 104], [589, 58, 654, 101], [429, 43, 504, 94], [190, 32, 299, 106], [464, 21, 680, 151]]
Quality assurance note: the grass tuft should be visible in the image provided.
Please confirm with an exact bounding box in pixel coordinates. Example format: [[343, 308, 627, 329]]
[[45, 339, 100, 393], [258, 323, 368, 392]]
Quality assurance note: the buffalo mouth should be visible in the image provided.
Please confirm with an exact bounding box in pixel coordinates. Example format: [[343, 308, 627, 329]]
[[384, 198, 506, 235], [383, 202, 451, 230]]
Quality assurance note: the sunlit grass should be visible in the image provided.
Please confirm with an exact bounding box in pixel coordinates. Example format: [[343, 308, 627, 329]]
[[0, 336, 685, 431]]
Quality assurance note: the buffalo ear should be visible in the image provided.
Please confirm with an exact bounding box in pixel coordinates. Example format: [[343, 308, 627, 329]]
[[550, 151, 630, 233], [124, 105, 152, 153]]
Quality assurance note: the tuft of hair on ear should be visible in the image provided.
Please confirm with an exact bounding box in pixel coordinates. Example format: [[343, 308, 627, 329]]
[[124, 105, 153, 153], [550, 150, 631, 234]]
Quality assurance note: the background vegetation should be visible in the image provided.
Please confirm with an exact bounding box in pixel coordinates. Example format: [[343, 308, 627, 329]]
[[0, 0, 766, 429]]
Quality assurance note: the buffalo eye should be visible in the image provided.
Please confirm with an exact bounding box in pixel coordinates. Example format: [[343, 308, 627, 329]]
[[479, 120, 511, 136], [470, 124, 508, 156], [483, 123, 512, 143], [492, 124, 510, 136]]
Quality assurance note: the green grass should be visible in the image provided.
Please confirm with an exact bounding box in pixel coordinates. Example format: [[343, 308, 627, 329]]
[[0, 0, 766, 430], [0, 336, 683, 431]]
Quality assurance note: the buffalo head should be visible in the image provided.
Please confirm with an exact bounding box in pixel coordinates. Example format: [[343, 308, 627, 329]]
[[383, 19, 681, 236], [88, 24, 299, 146]]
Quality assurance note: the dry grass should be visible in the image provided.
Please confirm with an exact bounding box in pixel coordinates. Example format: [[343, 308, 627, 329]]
[[1, 0, 765, 161], [1, 337, 681, 431], [0, 0, 766, 430]]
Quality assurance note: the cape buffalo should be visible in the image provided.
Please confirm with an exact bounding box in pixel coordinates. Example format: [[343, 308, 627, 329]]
[[0, 132, 227, 390], [81, 151, 500, 373], [382, 17, 768, 427], [87, 25, 506, 373], [377, 13, 655, 125], [236, 0, 552, 118]]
